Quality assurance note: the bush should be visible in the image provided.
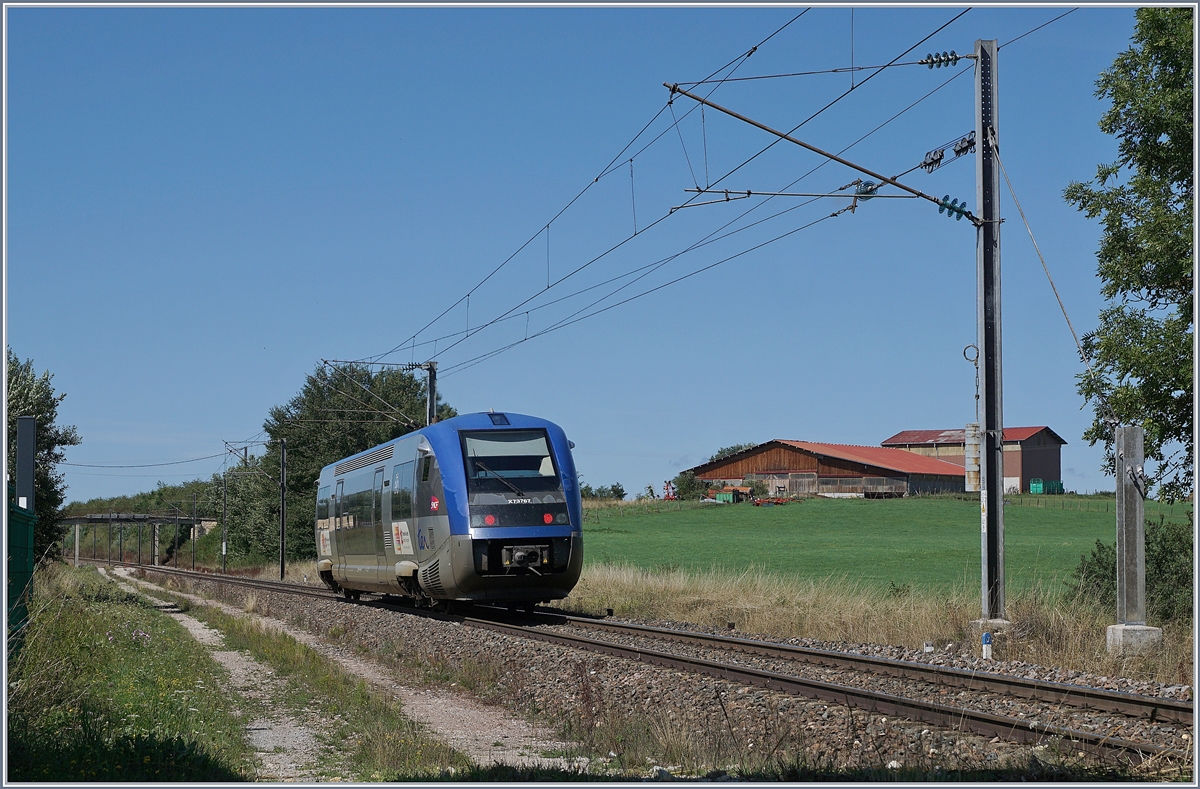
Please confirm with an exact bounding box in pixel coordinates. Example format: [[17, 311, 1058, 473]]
[[670, 471, 706, 500], [1069, 516, 1193, 622], [743, 478, 769, 497]]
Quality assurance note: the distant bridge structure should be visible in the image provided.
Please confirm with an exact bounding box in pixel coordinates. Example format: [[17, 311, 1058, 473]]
[[61, 513, 215, 568]]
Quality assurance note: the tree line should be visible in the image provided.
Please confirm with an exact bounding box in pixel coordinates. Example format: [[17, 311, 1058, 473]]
[[60, 362, 453, 566]]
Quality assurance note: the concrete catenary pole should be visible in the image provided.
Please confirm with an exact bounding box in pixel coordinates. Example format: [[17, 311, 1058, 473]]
[[425, 362, 438, 426], [1107, 426, 1162, 653], [279, 438, 287, 581], [16, 416, 35, 512], [975, 38, 1006, 623], [1115, 426, 1146, 625]]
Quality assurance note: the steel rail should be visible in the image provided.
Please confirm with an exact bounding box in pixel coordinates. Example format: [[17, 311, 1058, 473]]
[[545, 614, 1193, 725], [461, 615, 1186, 766], [104, 561, 338, 601], [97, 561, 1190, 764]]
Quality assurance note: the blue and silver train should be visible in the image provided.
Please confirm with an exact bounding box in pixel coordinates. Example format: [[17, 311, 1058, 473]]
[[314, 412, 583, 605]]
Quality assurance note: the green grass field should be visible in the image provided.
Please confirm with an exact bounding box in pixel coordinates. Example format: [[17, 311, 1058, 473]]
[[581, 496, 1190, 593]]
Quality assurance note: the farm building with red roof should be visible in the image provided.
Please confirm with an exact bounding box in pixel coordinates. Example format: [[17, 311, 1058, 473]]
[[684, 440, 966, 498], [881, 426, 1066, 494]]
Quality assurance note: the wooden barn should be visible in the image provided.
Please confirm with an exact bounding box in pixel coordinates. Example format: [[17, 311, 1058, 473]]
[[684, 440, 966, 498], [881, 426, 1066, 494]]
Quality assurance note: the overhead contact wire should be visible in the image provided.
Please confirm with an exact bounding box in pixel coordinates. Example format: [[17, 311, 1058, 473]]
[[367, 14, 804, 366], [382, 47, 976, 366]]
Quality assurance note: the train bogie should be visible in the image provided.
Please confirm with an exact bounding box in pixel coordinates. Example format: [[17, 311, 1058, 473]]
[[315, 412, 583, 605]]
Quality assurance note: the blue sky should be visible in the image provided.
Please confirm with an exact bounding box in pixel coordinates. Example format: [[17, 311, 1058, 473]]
[[6, 5, 1145, 504]]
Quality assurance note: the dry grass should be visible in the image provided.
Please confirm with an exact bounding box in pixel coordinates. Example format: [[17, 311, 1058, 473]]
[[561, 564, 1194, 686], [282, 560, 321, 586]]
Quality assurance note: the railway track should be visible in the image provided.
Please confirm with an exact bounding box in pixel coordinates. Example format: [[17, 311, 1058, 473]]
[[112, 561, 1192, 766], [531, 613, 1193, 724]]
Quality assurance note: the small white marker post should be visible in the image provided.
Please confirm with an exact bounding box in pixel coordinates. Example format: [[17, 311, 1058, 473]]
[[981, 632, 993, 660]]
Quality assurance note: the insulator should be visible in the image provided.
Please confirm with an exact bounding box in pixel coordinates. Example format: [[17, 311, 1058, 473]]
[[924, 50, 961, 69], [952, 131, 977, 158], [921, 148, 945, 173], [855, 180, 877, 200], [938, 195, 968, 220]]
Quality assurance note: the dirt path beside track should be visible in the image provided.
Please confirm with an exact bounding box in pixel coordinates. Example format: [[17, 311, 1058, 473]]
[[109, 567, 584, 774]]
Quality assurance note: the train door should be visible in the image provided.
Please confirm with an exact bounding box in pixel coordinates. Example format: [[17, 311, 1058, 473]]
[[334, 479, 346, 579], [371, 467, 386, 584], [390, 460, 416, 559], [415, 451, 447, 560]]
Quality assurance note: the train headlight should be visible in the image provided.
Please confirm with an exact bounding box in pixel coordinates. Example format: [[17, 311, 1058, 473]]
[[555, 513, 567, 524]]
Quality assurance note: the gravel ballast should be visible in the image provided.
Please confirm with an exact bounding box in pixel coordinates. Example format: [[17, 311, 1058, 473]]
[[134, 568, 1193, 780]]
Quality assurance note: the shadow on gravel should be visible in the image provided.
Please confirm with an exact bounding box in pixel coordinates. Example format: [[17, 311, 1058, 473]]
[[7, 729, 245, 782]]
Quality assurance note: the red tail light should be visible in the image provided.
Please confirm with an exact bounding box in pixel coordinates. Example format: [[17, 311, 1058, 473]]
[[543, 513, 553, 524], [484, 514, 496, 526]]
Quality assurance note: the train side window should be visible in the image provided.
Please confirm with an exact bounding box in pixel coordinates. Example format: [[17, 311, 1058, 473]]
[[317, 485, 330, 529], [421, 456, 432, 482], [371, 468, 385, 527], [334, 480, 344, 529], [392, 461, 415, 520]]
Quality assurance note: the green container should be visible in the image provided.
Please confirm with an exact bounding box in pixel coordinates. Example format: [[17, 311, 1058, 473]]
[[716, 492, 734, 503], [1046, 480, 1064, 495], [8, 484, 37, 639], [1029, 478, 1044, 495]]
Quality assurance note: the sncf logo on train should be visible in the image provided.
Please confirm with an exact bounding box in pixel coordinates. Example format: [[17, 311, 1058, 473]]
[[430, 496, 440, 511]]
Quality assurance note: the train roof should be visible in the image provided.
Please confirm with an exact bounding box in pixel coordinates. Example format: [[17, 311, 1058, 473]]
[[318, 412, 565, 477]]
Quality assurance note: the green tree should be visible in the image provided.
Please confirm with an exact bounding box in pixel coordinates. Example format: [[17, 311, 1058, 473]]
[[1064, 8, 1193, 500], [744, 478, 769, 498], [709, 443, 757, 462], [671, 470, 708, 500], [608, 482, 627, 501], [6, 348, 82, 560], [259, 362, 455, 562]]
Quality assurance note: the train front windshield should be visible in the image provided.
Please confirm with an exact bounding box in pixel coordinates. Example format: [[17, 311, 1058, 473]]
[[461, 430, 570, 528]]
